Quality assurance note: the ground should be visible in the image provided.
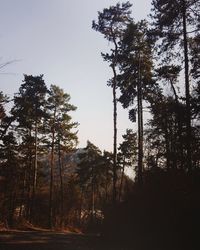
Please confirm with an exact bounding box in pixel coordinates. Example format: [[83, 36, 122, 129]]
[[0, 231, 102, 250], [0, 230, 125, 250]]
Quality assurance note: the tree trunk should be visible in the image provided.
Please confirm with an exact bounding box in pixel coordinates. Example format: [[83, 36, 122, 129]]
[[105, 164, 109, 204], [137, 52, 143, 186], [33, 122, 38, 193], [26, 128, 32, 220], [58, 140, 64, 228], [49, 124, 55, 229], [118, 157, 125, 202], [31, 121, 38, 222], [112, 64, 118, 204], [19, 167, 26, 218], [164, 118, 171, 170], [79, 189, 83, 226], [170, 79, 184, 169], [111, 32, 119, 205], [91, 164, 95, 223], [182, 0, 192, 172]]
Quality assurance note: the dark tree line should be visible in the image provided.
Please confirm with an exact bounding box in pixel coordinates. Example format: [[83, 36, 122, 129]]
[[0, 75, 79, 228], [0, 75, 134, 230]]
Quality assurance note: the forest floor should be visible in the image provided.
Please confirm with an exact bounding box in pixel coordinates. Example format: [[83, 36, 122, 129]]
[[0, 230, 124, 250]]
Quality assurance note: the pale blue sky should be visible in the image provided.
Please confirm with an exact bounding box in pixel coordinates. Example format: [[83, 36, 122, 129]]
[[0, 0, 151, 151]]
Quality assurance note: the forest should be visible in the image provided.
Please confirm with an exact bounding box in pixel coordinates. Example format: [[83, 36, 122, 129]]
[[0, 1, 200, 250]]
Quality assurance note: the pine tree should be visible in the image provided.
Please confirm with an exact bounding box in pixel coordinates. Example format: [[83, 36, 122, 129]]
[[118, 129, 137, 201], [118, 20, 154, 185], [150, 0, 200, 171], [77, 141, 104, 222], [0, 132, 20, 226], [12, 75, 48, 220], [46, 84, 78, 228], [93, 1, 132, 202], [0, 92, 13, 140]]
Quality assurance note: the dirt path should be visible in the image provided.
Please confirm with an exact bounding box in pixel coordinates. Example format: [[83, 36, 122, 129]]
[[0, 231, 107, 250]]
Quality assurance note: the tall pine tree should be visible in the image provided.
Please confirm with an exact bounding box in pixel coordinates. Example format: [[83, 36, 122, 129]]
[[93, 2, 132, 202]]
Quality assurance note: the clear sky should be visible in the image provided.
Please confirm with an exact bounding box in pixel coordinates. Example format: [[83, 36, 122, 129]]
[[0, 0, 151, 152]]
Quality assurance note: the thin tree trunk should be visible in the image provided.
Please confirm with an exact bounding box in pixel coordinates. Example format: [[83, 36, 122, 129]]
[[58, 140, 64, 228], [19, 167, 26, 218], [49, 126, 55, 229], [182, 0, 192, 172], [111, 31, 118, 205], [164, 119, 171, 170], [137, 52, 143, 186], [31, 122, 38, 222], [33, 122, 38, 193], [105, 164, 109, 204], [112, 64, 117, 204], [26, 128, 32, 220], [79, 189, 83, 226], [170, 79, 184, 168], [7, 148, 14, 227], [91, 164, 95, 223], [118, 157, 125, 202]]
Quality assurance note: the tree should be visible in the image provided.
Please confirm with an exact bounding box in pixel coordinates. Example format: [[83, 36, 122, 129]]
[[0, 132, 20, 226], [148, 98, 180, 169], [0, 92, 7, 121], [12, 75, 48, 220], [93, 2, 132, 203], [0, 76, 80, 229], [190, 33, 200, 118], [0, 92, 14, 140], [192, 84, 200, 119], [77, 141, 105, 223], [101, 150, 113, 205], [150, 0, 200, 171], [190, 33, 200, 82], [118, 20, 154, 185], [46, 84, 78, 228], [155, 65, 185, 168], [118, 129, 137, 201]]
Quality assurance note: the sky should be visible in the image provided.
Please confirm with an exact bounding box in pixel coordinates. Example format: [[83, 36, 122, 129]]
[[0, 0, 151, 152]]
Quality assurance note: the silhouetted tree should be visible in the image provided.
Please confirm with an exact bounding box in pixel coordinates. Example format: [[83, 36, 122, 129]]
[[101, 150, 113, 205], [77, 141, 107, 224], [118, 20, 154, 185], [12, 75, 48, 220], [0, 92, 13, 140], [150, 0, 200, 171], [0, 132, 20, 226], [155, 65, 185, 168], [93, 2, 132, 203], [46, 84, 78, 228], [0, 92, 7, 121], [118, 129, 137, 201]]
